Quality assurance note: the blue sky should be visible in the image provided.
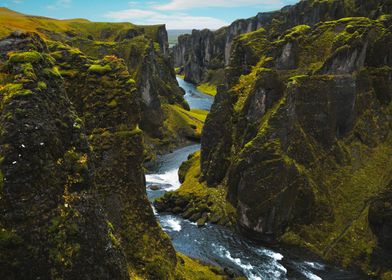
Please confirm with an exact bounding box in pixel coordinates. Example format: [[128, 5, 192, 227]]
[[2, 0, 299, 29]]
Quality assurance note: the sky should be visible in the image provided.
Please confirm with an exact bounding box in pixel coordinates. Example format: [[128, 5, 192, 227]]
[[2, 0, 299, 29]]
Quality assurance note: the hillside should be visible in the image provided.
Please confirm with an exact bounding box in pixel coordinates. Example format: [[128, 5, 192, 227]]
[[0, 7, 207, 160], [167, 30, 192, 46]]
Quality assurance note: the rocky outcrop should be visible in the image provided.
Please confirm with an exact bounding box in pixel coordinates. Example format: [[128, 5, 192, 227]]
[[66, 26, 187, 143], [0, 32, 129, 279], [0, 31, 179, 279], [172, 0, 392, 85], [155, 151, 236, 228], [200, 86, 233, 186], [173, 29, 225, 84], [198, 11, 392, 276]]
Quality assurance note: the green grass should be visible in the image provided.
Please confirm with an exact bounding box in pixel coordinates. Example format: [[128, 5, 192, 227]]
[[163, 104, 208, 140], [175, 253, 227, 279], [0, 7, 165, 44], [196, 83, 217, 96]]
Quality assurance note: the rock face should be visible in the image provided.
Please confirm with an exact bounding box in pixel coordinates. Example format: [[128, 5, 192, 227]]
[[172, 0, 392, 85], [0, 31, 177, 279], [0, 10, 239, 280], [199, 6, 392, 276], [369, 181, 392, 272], [69, 34, 186, 140], [200, 85, 233, 186], [0, 32, 128, 279]]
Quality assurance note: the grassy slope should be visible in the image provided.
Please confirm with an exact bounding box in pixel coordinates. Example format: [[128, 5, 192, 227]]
[[196, 83, 217, 96], [163, 105, 208, 140], [156, 151, 237, 227], [0, 7, 161, 41], [175, 253, 228, 279]]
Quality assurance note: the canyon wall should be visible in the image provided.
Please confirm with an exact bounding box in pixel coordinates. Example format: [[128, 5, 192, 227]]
[[173, 0, 392, 85], [161, 1, 392, 277]]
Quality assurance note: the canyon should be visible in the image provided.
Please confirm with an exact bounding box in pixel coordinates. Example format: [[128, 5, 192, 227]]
[[0, 0, 392, 279]]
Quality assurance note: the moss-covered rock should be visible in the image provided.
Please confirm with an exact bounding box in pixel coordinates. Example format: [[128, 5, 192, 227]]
[[0, 31, 129, 280], [0, 30, 223, 280], [45, 39, 178, 278]]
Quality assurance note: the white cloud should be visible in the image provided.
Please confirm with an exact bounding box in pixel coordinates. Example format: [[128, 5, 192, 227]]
[[12, 0, 23, 4], [154, 0, 282, 10], [104, 0, 284, 29], [105, 9, 228, 29], [46, 0, 71, 10]]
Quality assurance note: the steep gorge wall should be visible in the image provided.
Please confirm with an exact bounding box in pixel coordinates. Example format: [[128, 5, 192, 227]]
[[172, 0, 392, 84], [0, 31, 179, 279], [0, 32, 130, 279]]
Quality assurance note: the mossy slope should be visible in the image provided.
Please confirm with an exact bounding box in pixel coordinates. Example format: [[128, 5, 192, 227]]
[[0, 7, 193, 160], [155, 151, 236, 228]]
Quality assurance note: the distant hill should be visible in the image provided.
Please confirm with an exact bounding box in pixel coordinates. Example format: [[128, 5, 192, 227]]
[[167, 29, 192, 47]]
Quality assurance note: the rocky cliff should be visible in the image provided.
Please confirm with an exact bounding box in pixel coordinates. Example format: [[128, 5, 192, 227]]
[[0, 17, 225, 280], [172, 0, 392, 85], [0, 31, 133, 279], [200, 11, 392, 278]]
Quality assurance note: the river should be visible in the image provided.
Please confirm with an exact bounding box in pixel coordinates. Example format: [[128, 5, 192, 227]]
[[145, 77, 363, 280]]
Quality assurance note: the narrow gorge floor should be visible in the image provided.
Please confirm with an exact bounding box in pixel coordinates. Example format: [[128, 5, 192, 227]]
[[145, 79, 364, 280]]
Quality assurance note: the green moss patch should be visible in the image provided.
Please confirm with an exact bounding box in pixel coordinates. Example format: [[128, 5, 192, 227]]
[[175, 253, 229, 279], [8, 51, 43, 64], [87, 64, 112, 75]]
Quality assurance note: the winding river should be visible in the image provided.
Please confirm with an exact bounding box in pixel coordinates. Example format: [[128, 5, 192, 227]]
[[145, 78, 363, 280]]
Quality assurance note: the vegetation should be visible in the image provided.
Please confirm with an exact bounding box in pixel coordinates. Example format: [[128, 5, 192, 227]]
[[0, 7, 163, 43], [162, 105, 208, 141], [87, 63, 111, 75], [175, 253, 227, 279], [196, 83, 217, 96]]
